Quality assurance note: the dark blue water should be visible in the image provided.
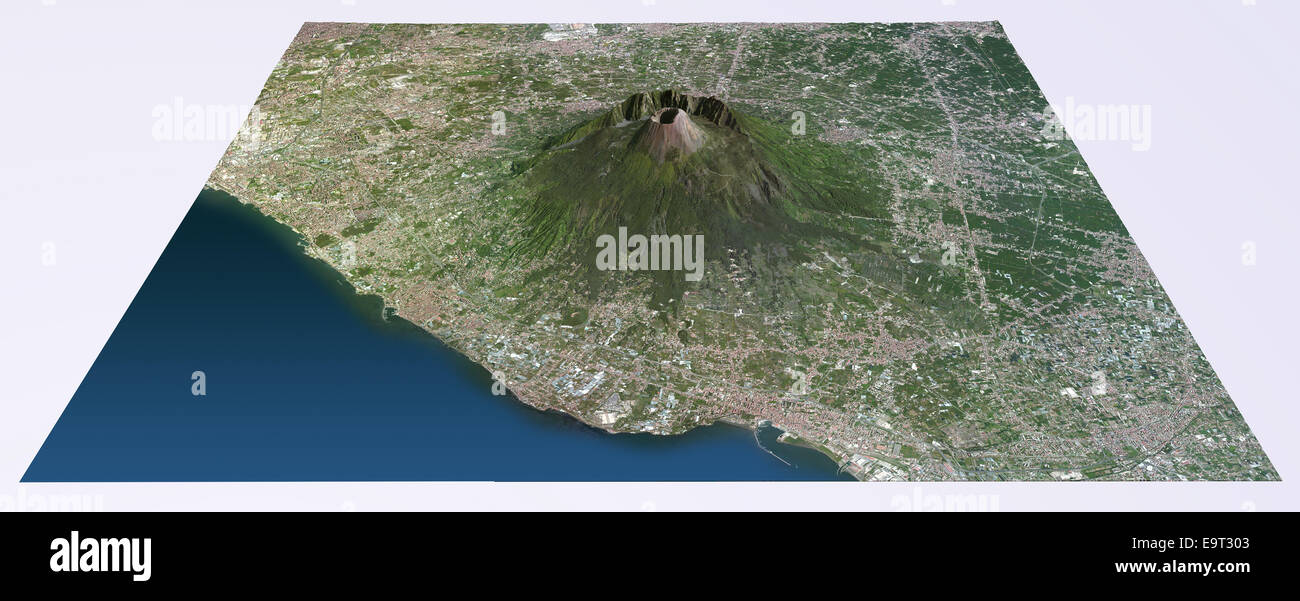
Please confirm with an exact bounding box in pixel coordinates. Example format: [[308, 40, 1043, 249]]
[[23, 189, 852, 482]]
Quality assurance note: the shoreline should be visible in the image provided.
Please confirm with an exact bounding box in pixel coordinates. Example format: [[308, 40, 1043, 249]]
[[199, 185, 855, 481]]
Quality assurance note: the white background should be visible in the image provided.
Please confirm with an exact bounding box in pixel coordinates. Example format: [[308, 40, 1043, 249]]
[[1, 0, 1296, 510]]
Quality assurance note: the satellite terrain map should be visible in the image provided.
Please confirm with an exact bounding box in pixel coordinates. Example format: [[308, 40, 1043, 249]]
[[188, 21, 1276, 482]]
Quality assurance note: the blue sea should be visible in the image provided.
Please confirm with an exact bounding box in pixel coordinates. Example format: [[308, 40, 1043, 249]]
[[23, 189, 852, 481]]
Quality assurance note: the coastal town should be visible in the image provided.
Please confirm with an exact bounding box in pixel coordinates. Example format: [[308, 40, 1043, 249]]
[[207, 22, 1275, 481]]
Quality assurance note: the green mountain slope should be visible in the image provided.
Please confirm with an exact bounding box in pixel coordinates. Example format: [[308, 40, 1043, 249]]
[[512, 90, 893, 303]]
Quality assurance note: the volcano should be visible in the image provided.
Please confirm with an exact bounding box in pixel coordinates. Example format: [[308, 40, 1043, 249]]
[[514, 90, 887, 277], [642, 107, 705, 161]]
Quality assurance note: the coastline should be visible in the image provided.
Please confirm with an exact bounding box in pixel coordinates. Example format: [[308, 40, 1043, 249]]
[[197, 185, 854, 480]]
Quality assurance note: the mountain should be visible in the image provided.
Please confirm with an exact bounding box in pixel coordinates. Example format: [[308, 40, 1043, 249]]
[[511, 90, 891, 299], [639, 106, 705, 161]]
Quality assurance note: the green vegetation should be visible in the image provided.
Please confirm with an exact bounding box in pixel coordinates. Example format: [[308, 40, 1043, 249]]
[[206, 22, 1277, 482]]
